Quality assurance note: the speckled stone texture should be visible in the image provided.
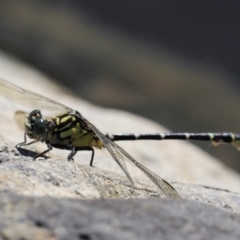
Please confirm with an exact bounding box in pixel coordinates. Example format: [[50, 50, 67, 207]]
[[0, 52, 240, 240], [1, 191, 240, 240]]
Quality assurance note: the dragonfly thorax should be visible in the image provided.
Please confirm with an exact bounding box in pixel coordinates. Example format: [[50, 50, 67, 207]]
[[25, 109, 47, 139]]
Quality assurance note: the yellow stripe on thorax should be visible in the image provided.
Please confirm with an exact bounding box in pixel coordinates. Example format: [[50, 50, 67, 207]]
[[59, 121, 103, 149]]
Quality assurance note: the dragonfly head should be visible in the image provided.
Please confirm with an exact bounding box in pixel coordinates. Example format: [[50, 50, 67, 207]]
[[25, 109, 47, 139]]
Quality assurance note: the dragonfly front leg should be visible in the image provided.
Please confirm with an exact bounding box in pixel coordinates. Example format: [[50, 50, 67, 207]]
[[16, 132, 38, 148]]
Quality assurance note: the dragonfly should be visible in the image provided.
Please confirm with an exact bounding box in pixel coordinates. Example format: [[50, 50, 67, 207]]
[[15, 110, 240, 165], [0, 78, 181, 198]]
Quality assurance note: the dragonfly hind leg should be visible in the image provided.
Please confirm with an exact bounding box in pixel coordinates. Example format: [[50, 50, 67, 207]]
[[67, 147, 95, 166]]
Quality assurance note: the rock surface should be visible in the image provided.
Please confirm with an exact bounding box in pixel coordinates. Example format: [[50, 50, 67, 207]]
[[1, 191, 240, 240], [2, 0, 240, 172], [0, 52, 240, 239], [0, 52, 240, 193], [1, 142, 240, 213]]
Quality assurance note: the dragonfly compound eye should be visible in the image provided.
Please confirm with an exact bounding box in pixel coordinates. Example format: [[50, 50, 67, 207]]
[[32, 117, 47, 137], [29, 109, 42, 123], [28, 110, 46, 137], [0, 78, 182, 198]]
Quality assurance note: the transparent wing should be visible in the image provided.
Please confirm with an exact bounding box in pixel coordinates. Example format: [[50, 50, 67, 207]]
[[2, 79, 180, 198], [83, 117, 181, 198], [14, 110, 67, 130], [0, 78, 71, 112], [14, 110, 27, 130]]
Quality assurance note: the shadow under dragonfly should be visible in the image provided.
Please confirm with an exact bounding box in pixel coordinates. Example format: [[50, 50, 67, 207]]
[[16, 146, 50, 159]]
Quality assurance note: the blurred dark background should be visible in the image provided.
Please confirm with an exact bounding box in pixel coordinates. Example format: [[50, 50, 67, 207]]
[[1, 1, 240, 171]]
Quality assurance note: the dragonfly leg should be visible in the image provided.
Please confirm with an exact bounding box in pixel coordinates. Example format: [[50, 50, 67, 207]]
[[72, 147, 95, 166], [67, 146, 77, 161], [16, 140, 39, 148], [89, 148, 95, 167], [67, 147, 94, 166], [15, 132, 27, 148], [16, 132, 28, 148], [16, 132, 39, 148], [33, 142, 53, 160]]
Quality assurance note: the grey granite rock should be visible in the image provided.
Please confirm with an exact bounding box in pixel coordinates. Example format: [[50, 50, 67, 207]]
[[1, 191, 240, 240], [1, 141, 240, 214], [0, 52, 240, 240], [0, 55, 240, 193]]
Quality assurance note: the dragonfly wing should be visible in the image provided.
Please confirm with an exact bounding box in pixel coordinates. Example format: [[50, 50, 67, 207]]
[[1, 79, 180, 198], [83, 118, 134, 186], [100, 136, 134, 186], [14, 110, 27, 130], [0, 78, 71, 112], [107, 140, 181, 198], [83, 117, 181, 198]]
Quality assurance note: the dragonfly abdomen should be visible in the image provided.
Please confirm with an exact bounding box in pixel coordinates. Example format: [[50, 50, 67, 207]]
[[106, 132, 240, 143]]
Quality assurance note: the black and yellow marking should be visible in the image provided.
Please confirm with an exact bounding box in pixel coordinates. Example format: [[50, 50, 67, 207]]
[[106, 132, 240, 146], [45, 111, 104, 149], [4, 76, 240, 198], [10, 78, 240, 198]]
